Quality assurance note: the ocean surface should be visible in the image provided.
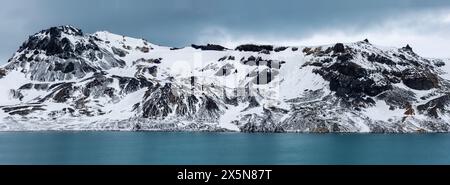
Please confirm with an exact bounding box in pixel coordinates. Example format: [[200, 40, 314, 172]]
[[0, 132, 450, 164]]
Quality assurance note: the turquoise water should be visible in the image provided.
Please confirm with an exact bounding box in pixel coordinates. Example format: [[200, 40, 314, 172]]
[[0, 132, 450, 164]]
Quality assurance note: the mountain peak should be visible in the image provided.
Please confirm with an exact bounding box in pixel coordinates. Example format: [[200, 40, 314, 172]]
[[402, 44, 413, 52], [17, 25, 85, 55]]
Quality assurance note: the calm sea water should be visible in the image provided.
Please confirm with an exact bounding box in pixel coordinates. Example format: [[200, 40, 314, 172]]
[[0, 132, 450, 164]]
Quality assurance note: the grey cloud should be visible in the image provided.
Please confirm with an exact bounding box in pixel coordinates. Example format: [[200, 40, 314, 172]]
[[1, 0, 450, 62]]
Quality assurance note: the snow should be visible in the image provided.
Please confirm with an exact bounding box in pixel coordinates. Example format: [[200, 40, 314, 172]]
[[94, 88, 147, 121], [279, 65, 328, 100], [364, 101, 405, 122], [438, 59, 450, 80], [346, 113, 370, 132], [218, 103, 247, 131], [106, 66, 137, 78], [0, 70, 30, 105]]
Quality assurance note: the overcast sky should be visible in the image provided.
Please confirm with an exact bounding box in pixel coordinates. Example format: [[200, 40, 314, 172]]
[[1, 0, 450, 63]]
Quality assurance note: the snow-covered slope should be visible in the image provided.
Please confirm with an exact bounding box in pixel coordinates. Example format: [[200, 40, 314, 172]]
[[1, 26, 450, 132]]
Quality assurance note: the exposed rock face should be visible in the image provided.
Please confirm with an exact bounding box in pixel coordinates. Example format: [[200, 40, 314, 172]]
[[136, 83, 221, 122], [111, 47, 128, 57], [1, 27, 450, 132], [274, 46, 288, 52], [4, 26, 126, 82], [191, 44, 228, 51], [403, 44, 413, 52], [137, 46, 151, 53], [314, 61, 391, 98], [332, 43, 346, 53], [18, 26, 84, 57], [2, 104, 46, 116], [0, 68, 5, 78], [235, 44, 274, 52], [303, 41, 443, 111], [417, 95, 450, 118], [401, 70, 439, 90]]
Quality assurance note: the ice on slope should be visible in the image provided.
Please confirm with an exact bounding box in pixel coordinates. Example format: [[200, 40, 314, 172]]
[[0, 70, 30, 105], [218, 103, 246, 131], [364, 100, 405, 122], [438, 58, 450, 81], [93, 88, 147, 121]]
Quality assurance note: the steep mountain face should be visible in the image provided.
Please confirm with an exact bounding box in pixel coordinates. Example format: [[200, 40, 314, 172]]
[[5, 26, 126, 82], [1, 26, 450, 132]]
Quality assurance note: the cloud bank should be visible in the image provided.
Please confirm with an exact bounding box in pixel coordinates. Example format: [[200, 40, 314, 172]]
[[1, 0, 450, 63], [197, 8, 450, 58]]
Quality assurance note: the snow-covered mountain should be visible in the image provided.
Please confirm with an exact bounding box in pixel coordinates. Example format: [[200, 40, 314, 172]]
[[1, 25, 450, 132]]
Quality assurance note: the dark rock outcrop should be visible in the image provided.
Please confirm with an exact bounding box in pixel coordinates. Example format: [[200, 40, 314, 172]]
[[401, 70, 439, 90], [367, 54, 396, 66], [0, 68, 6, 78], [52, 83, 75, 103], [139, 83, 218, 120], [274, 46, 288, 52], [191, 44, 228, 51], [417, 94, 450, 118], [332, 43, 346, 53], [113, 75, 153, 94], [2, 104, 46, 116], [112, 47, 128, 57], [137, 46, 151, 53], [142, 83, 177, 118], [235, 44, 274, 52], [314, 61, 391, 99], [402, 44, 413, 52], [17, 26, 94, 59], [4, 26, 126, 82]]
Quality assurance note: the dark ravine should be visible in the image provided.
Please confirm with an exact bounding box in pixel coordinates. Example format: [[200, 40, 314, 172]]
[[1, 25, 450, 132]]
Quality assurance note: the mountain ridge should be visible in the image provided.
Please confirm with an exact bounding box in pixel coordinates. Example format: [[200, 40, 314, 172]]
[[1, 25, 450, 132]]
